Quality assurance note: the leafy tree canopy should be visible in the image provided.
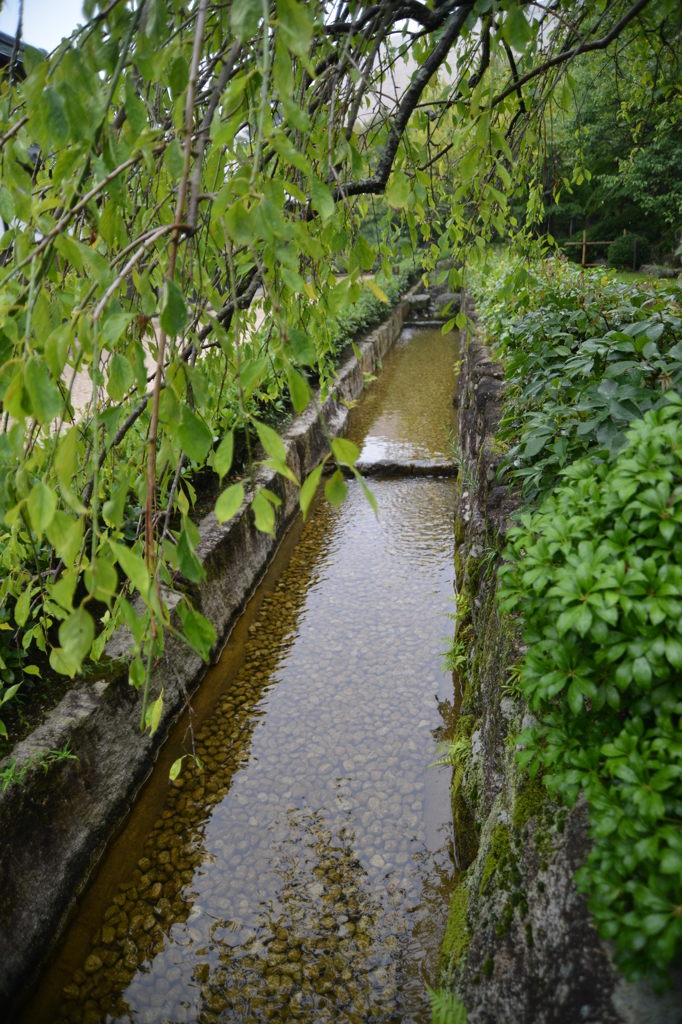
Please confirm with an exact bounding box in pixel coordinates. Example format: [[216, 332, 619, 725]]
[[0, 0, 675, 732]]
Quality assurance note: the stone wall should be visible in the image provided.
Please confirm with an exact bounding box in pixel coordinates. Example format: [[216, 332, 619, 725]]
[[0, 291, 417, 1011], [440, 304, 682, 1024]]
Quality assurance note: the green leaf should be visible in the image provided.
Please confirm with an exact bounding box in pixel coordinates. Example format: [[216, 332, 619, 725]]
[[177, 601, 216, 660], [169, 56, 189, 98], [163, 138, 184, 179], [288, 328, 317, 367], [286, 365, 310, 413], [177, 406, 213, 463], [45, 323, 72, 378], [326, 277, 350, 314], [255, 420, 286, 461], [84, 557, 118, 606], [148, 688, 164, 736], [160, 278, 188, 338], [124, 76, 147, 135], [230, 0, 262, 40], [524, 434, 551, 458], [311, 176, 334, 221], [15, 586, 33, 628], [641, 913, 669, 936], [27, 481, 56, 538], [366, 280, 388, 304], [460, 146, 479, 181], [24, 357, 61, 424], [215, 482, 244, 524], [252, 489, 276, 535], [277, 0, 313, 56], [121, 597, 145, 647], [102, 475, 130, 529], [224, 200, 254, 243], [300, 463, 324, 520], [491, 130, 513, 164], [169, 756, 186, 781], [567, 680, 584, 714], [238, 356, 268, 395], [48, 570, 77, 612], [129, 655, 145, 690], [0, 186, 15, 225], [102, 313, 134, 347], [665, 637, 682, 669], [177, 527, 205, 583], [632, 656, 652, 689], [0, 684, 21, 709], [110, 541, 150, 600], [331, 438, 359, 466], [386, 170, 409, 209], [46, 512, 84, 568], [106, 353, 135, 401], [325, 469, 347, 508], [57, 607, 95, 676], [503, 3, 532, 53], [281, 267, 307, 294], [214, 431, 234, 481], [263, 458, 299, 485], [40, 87, 69, 145]]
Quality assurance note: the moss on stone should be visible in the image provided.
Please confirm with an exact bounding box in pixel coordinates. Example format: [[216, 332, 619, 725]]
[[488, 437, 510, 457], [454, 548, 463, 586], [480, 823, 511, 893], [441, 881, 470, 970], [454, 516, 466, 545], [452, 786, 479, 870], [512, 778, 546, 831], [465, 555, 482, 595]]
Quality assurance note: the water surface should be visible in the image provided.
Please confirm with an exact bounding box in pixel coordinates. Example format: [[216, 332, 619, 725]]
[[31, 326, 460, 1024]]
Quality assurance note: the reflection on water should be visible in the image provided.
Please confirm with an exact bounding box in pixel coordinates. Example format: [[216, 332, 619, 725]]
[[39, 328, 460, 1024], [351, 327, 459, 462]]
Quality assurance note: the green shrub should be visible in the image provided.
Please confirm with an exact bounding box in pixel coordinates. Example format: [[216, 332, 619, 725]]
[[499, 394, 682, 983], [471, 257, 682, 500], [608, 232, 652, 270]]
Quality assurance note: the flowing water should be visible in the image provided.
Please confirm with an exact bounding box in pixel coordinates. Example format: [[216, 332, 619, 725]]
[[27, 326, 460, 1024]]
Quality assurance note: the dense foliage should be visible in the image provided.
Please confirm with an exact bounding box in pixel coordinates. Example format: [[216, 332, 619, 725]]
[[475, 256, 682, 500], [500, 401, 682, 982], [474, 257, 682, 981], [0, 0, 673, 743], [536, 31, 682, 255]]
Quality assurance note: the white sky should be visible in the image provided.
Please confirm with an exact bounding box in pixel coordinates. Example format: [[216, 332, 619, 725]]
[[0, 0, 84, 52]]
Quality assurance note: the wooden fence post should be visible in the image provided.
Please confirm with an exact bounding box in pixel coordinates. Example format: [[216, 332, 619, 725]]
[[582, 229, 587, 268]]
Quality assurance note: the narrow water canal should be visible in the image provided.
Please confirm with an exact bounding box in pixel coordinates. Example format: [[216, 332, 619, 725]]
[[28, 326, 460, 1024]]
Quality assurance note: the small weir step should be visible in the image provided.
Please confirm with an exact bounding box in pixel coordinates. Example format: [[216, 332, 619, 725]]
[[341, 458, 456, 477]]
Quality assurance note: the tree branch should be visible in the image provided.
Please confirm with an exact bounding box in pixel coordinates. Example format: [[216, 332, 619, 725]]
[[492, 0, 654, 109], [335, 4, 473, 199]]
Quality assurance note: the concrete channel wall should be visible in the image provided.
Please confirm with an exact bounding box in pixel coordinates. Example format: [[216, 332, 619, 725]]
[[0, 288, 419, 1011], [442, 303, 682, 1023]]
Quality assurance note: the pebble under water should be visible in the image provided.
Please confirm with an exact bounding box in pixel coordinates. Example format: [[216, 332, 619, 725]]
[[35, 326, 460, 1024]]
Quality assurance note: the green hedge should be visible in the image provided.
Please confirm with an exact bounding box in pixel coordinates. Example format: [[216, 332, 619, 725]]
[[608, 232, 652, 270], [473, 255, 682, 984]]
